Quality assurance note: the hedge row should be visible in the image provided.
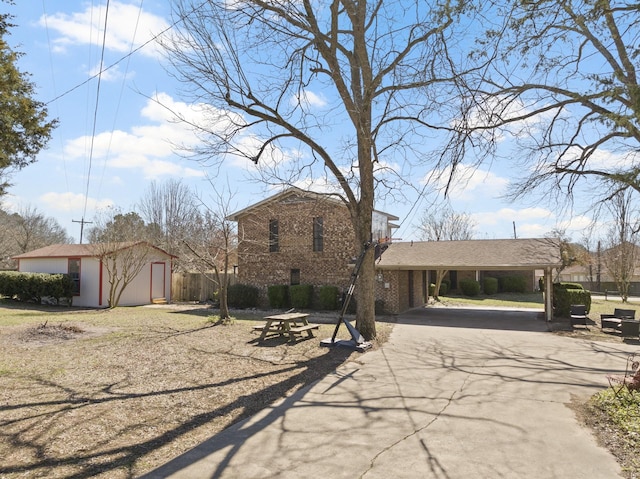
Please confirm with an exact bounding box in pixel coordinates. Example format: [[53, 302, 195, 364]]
[[0, 271, 75, 305], [267, 284, 341, 310]]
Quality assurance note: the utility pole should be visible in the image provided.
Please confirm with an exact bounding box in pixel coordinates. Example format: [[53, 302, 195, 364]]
[[72, 218, 93, 244], [513, 221, 517, 239]]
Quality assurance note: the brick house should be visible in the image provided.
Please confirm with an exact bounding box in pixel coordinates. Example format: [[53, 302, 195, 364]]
[[229, 188, 562, 319], [227, 188, 398, 307]]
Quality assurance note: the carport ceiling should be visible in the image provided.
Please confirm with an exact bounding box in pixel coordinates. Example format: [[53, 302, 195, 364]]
[[376, 238, 562, 271]]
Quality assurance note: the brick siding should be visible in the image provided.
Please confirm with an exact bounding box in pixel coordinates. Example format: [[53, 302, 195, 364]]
[[236, 194, 357, 306]]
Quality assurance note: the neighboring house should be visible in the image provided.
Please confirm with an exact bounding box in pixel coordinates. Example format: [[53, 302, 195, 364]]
[[227, 187, 399, 306], [12, 242, 173, 308], [558, 263, 640, 296], [228, 187, 562, 317]]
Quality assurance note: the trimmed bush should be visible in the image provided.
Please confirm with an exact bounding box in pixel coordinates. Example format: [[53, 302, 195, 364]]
[[0, 271, 74, 305], [318, 285, 339, 310], [268, 285, 289, 309], [484, 277, 498, 295], [227, 283, 259, 308], [553, 282, 591, 317], [429, 281, 449, 296], [290, 284, 313, 310], [460, 279, 481, 296], [498, 275, 527, 293]]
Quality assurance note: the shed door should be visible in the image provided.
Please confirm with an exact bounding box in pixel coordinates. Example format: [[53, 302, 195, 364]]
[[151, 262, 166, 299]]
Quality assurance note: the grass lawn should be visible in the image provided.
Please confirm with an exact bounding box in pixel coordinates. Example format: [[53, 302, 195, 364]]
[[0, 300, 391, 478]]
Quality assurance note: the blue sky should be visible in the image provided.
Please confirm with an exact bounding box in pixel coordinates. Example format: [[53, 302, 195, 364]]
[[2, 1, 595, 244]]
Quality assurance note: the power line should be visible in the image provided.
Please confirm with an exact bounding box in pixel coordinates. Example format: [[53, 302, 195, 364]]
[[44, 1, 207, 106], [82, 0, 111, 223]]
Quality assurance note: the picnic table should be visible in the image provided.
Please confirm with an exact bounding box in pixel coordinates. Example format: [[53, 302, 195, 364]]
[[253, 312, 319, 342]]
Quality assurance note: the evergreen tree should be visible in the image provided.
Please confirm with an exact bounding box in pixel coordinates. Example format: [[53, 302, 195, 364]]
[[0, 2, 57, 196]]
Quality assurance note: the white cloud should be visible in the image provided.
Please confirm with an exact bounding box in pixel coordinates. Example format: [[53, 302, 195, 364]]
[[39, 192, 114, 213], [291, 90, 328, 109], [423, 163, 509, 201], [39, 1, 169, 59], [88, 62, 131, 82]]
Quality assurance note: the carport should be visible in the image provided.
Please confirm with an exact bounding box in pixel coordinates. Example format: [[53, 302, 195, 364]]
[[375, 238, 563, 321]]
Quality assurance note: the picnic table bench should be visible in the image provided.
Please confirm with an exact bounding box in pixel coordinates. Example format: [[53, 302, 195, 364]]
[[254, 312, 318, 342]]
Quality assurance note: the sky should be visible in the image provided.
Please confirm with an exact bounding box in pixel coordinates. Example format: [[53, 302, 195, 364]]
[[2, 0, 596, 244]]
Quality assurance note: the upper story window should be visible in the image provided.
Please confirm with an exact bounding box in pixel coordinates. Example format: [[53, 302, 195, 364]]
[[68, 258, 81, 295], [269, 219, 279, 253], [313, 216, 323, 252]]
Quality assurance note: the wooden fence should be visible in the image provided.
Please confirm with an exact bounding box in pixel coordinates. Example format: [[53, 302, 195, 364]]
[[171, 272, 237, 302]]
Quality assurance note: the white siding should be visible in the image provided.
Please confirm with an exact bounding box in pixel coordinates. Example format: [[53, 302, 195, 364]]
[[18, 254, 172, 308]]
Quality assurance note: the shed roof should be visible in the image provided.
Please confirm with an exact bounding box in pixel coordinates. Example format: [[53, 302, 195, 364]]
[[12, 242, 174, 260], [376, 238, 562, 271]]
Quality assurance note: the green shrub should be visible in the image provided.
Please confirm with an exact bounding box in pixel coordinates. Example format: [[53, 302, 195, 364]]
[[499, 275, 527, 293], [460, 279, 481, 296], [484, 277, 498, 295], [0, 271, 74, 304], [429, 281, 449, 296], [318, 285, 339, 310], [227, 283, 259, 308], [553, 282, 591, 317], [268, 285, 289, 309], [290, 284, 313, 309], [440, 280, 449, 295]]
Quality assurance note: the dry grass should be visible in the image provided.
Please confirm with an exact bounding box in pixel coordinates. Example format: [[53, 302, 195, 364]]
[[0, 301, 393, 478]]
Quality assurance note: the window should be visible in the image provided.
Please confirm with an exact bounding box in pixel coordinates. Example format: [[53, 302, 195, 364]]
[[68, 258, 81, 295], [313, 216, 323, 252], [290, 268, 300, 285], [269, 219, 279, 252]]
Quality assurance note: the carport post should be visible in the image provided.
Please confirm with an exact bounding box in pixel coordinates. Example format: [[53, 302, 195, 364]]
[[544, 267, 553, 322]]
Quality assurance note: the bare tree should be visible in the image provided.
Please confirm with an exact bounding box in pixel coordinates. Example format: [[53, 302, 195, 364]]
[[181, 183, 238, 321], [137, 179, 199, 269], [417, 205, 475, 300], [602, 189, 640, 302], [0, 205, 71, 269], [459, 0, 640, 210], [92, 241, 158, 308], [89, 209, 158, 308], [164, 0, 477, 339]]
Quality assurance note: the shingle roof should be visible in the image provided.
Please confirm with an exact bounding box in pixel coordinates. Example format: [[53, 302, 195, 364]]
[[12, 242, 174, 259], [376, 238, 562, 271]]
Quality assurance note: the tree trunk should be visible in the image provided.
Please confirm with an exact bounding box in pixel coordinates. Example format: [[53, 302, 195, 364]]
[[353, 182, 376, 340], [219, 270, 230, 319], [433, 269, 448, 301]]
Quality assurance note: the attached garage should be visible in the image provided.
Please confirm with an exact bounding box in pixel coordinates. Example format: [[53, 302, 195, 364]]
[[374, 238, 563, 320]]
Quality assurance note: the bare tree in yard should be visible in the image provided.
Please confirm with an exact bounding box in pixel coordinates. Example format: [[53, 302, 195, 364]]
[[164, 0, 477, 340], [88, 209, 158, 308], [137, 179, 200, 270], [602, 189, 640, 302], [0, 206, 71, 269], [457, 0, 640, 211], [181, 184, 238, 322], [417, 205, 475, 300]]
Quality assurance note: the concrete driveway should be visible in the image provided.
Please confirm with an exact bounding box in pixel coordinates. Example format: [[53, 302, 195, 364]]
[[143, 307, 636, 478]]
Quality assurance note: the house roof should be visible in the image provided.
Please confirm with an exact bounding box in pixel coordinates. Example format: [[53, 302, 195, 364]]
[[227, 186, 399, 221], [376, 238, 562, 271], [12, 242, 174, 260]]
